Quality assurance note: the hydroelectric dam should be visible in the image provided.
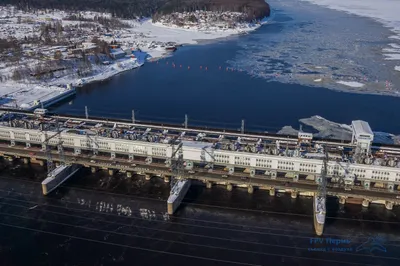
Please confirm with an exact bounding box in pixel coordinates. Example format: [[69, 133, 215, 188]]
[[1, 108, 400, 236]]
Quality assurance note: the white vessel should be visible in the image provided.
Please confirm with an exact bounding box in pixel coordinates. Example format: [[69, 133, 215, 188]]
[[42, 164, 82, 195]]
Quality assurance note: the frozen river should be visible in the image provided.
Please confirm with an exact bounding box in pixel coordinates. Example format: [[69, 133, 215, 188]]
[[52, 0, 400, 135]]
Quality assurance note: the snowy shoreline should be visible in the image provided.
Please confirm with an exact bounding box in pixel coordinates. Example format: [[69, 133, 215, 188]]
[[0, 6, 270, 110]]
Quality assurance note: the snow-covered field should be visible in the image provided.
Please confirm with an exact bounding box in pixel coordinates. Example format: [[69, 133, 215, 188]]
[[0, 83, 74, 110]]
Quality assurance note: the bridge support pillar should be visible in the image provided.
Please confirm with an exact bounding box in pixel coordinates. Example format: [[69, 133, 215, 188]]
[[269, 188, 275, 197], [226, 183, 233, 191], [362, 199, 370, 208], [270, 171, 277, 179], [385, 201, 394, 210], [206, 181, 212, 189], [91, 167, 97, 174], [164, 176, 170, 183], [74, 148, 81, 155], [25, 143, 31, 149], [339, 196, 347, 205], [111, 152, 116, 159], [291, 190, 298, 199], [108, 169, 114, 176], [306, 175, 315, 181], [248, 185, 254, 194], [126, 172, 132, 178], [145, 174, 151, 181], [23, 158, 29, 165], [363, 180, 370, 190], [167, 179, 191, 215], [387, 183, 394, 192]]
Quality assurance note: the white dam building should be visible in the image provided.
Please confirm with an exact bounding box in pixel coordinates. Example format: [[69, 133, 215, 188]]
[[1, 111, 400, 193]]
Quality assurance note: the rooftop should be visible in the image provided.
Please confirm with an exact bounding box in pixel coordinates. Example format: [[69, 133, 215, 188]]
[[352, 120, 373, 136]]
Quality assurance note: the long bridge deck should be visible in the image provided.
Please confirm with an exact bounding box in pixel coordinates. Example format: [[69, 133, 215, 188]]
[[1, 143, 400, 204]]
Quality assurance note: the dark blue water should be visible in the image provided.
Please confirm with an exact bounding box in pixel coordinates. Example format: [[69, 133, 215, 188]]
[[1, 160, 400, 266]]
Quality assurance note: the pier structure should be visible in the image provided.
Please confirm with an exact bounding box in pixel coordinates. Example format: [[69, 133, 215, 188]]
[[1, 109, 400, 234]]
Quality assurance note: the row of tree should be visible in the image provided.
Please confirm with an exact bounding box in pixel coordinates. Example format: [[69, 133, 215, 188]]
[[0, 0, 270, 21], [0, 0, 165, 19]]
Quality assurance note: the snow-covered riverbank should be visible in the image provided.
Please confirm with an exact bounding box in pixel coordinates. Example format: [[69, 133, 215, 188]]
[[0, 6, 270, 110]]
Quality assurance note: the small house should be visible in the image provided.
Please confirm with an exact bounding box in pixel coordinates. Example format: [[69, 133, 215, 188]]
[[110, 48, 126, 60]]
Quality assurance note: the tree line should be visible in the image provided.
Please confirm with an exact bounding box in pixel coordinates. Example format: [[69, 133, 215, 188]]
[[0, 0, 165, 18], [0, 0, 270, 21]]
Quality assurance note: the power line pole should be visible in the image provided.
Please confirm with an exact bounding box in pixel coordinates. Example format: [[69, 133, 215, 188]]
[[132, 109, 135, 124], [170, 142, 184, 188], [184, 114, 188, 129], [56, 117, 65, 166], [85, 106, 89, 119], [41, 121, 54, 175], [241, 119, 245, 134]]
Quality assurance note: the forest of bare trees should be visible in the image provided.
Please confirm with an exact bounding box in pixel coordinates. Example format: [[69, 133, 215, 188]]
[[0, 0, 270, 21], [0, 0, 165, 19]]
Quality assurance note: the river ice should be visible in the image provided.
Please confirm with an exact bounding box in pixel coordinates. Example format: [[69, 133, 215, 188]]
[[229, 0, 400, 96]]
